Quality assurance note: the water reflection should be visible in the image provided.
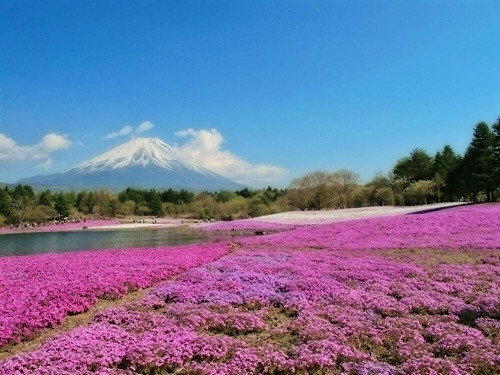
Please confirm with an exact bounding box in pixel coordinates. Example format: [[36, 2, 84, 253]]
[[0, 228, 238, 256]]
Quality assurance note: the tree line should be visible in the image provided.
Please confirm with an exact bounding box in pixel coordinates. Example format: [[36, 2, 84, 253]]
[[0, 185, 287, 226], [285, 117, 500, 209], [391, 118, 500, 204], [1, 117, 499, 226]]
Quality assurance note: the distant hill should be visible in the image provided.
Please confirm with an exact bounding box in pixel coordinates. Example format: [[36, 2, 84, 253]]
[[17, 137, 244, 192]]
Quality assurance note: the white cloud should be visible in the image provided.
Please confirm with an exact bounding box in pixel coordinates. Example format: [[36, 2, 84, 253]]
[[104, 121, 155, 139], [104, 125, 133, 139], [0, 133, 72, 169], [172, 128, 287, 185], [39, 133, 73, 152], [135, 121, 154, 134]]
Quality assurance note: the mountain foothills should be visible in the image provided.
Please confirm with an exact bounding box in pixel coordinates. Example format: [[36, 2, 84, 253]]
[[1, 117, 500, 226], [17, 138, 244, 192]]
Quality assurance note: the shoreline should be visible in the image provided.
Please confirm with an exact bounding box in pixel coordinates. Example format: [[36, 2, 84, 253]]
[[0, 218, 201, 235], [0, 202, 469, 236]]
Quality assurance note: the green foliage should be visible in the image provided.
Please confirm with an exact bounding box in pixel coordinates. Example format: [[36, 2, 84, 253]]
[[118, 200, 136, 216], [404, 180, 435, 205], [37, 189, 53, 206], [108, 199, 120, 217], [462, 122, 495, 201], [391, 118, 500, 203], [364, 173, 393, 206], [54, 192, 70, 218], [118, 187, 145, 204], [248, 197, 269, 217], [0, 188, 12, 221], [491, 117, 500, 188], [178, 189, 194, 204], [76, 191, 92, 214], [215, 190, 236, 203], [393, 148, 433, 186], [434, 145, 459, 179], [146, 189, 164, 216], [260, 186, 285, 204], [0, 185, 267, 224], [374, 187, 394, 206], [433, 145, 461, 201], [159, 188, 194, 204], [236, 187, 254, 198]]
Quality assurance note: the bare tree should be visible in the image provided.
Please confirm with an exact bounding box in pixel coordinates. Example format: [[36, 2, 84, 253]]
[[329, 169, 360, 208], [365, 173, 394, 206], [287, 171, 331, 210], [10, 185, 37, 225]]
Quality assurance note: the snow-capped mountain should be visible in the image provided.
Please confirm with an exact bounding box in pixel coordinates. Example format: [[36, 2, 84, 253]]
[[17, 138, 244, 191], [69, 138, 207, 174]]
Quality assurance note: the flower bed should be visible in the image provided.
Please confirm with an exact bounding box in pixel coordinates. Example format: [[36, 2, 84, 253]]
[[0, 244, 231, 347], [240, 203, 500, 251], [199, 219, 293, 232], [199, 202, 466, 230], [1, 203, 499, 374], [2, 247, 498, 374]]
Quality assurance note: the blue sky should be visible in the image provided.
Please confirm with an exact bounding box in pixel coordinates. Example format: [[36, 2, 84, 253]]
[[1, 0, 500, 188]]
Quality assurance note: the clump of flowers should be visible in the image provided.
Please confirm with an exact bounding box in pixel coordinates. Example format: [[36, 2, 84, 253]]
[[0, 243, 231, 346]]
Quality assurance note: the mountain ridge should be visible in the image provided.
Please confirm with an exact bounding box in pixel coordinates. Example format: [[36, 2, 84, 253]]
[[16, 137, 244, 191]]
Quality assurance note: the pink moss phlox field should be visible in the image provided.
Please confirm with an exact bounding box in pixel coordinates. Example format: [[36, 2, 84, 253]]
[[1, 203, 500, 374], [0, 244, 231, 346], [199, 203, 466, 230], [199, 219, 293, 232], [3, 244, 499, 374], [241, 203, 500, 251]]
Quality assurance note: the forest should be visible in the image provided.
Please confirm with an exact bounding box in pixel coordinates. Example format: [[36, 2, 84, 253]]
[[1, 117, 499, 226]]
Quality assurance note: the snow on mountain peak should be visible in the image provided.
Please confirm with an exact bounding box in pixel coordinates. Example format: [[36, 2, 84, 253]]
[[19, 137, 245, 191], [69, 137, 194, 172]]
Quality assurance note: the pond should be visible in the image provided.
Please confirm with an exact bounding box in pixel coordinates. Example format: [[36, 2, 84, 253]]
[[0, 227, 240, 256]]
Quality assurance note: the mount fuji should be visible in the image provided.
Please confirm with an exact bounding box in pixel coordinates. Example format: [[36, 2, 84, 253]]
[[17, 138, 245, 191]]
